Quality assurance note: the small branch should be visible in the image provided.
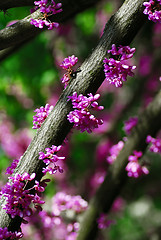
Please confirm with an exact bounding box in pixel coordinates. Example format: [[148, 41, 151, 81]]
[[0, 0, 99, 51], [0, 0, 34, 10], [0, 0, 147, 232]]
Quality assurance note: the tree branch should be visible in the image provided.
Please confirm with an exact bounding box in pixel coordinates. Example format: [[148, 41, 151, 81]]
[[0, 0, 34, 10], [0, 0, 99, 51], [0, 0, 148, 233]]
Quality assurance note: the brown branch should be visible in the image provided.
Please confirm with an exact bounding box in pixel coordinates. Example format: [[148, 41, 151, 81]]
[[0, 0, 34, 10], [0, 0, 99, 51], [0, 0, 147, 233]]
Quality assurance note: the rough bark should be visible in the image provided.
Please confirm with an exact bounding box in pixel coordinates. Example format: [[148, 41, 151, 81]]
[[0, 0, 99, 51], [0, 0, 150, 235]]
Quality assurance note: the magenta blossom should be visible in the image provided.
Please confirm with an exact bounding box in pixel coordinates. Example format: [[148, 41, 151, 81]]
[[5, 158, 20, 175], [103, 44, 136, 87], [60, 55, 78, 88], [0, 227, 23, 240], [33, 103, 54, 129], [123, 116, 138, 135], [146, 135, 161, 153], [67, 92, 104, 133], [107, 141, 124, 164], [39, 145, 65, 175], [52, 192, 88, 216], [143, 0, 161, 23], [60, 55, 78, 70], [97, 213, 115, 229], [126, 150, 149, 178], [30, 0, 62, 29], [1, 173, 45, 219]]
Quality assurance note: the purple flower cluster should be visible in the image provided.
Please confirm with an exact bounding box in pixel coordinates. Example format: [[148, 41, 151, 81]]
[[67, 92, 104, 133], [30, 0, 62, 30], [106, 141, 124, 164], [143, 0, 161, 23], [33, 103, 54, 129], [52, 192, 88, 239], [123, 116, 138, 135], [52, 192, 88, 216], [146, 135, 161, 153], [5, 158, 20, 175], [21, 191, 88, 240], [60, 55, 78, 88], [103, 44, 136, 87], [39, 145, 65, 175], [97, 213, 115, 229], [1, 173, 46, 219], [0, 227, 23, 240], [125, 151, 149, 178]]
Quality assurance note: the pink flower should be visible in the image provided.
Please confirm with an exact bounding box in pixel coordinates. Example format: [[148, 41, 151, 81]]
[[39, 145, 65, 175], [143, 0, 161, 23], [97, 213, 115, 229], [60, 55, 78, 88], [103, 44, 136, 87], [123, 116, 138, 135], [33, 103, 54, 129], [60, 55, 78, 70], [30, 0, 62, 29], [107, 141, 124, 164], [1, 173, 45, 219], [67, 92, 104, 133], [126, 151, 149, 178], [146, 135, 161, 153]]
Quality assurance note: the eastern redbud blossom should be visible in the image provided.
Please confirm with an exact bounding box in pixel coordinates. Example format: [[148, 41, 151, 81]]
[[107, 141, 124, 164], [146, 135, 161, 153], [52, 192, 88, 216], [30, 0, 62, 30], [97, 213, 115, 229], [143, 0, 161, 23], [33, 103, 54, 129], [67, 92, 104, 133], [1, 173, 45, 219], [39, 145, 65, 175], [126, 151, 149, 178], [0, 227, 23, 240], [60, 55, 78, 88], [103, 44, 136, 87], [123, 116, 138, 135], [5, 158, 20, 175]]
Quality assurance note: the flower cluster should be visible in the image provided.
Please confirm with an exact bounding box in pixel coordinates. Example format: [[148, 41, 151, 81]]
[[30, 0, 62, 30], [103, 44, 136, 87], [60, 55, 78, 88], [33, 103, 54, 129], [107, 141, 124, 164], [143, 0, 161, 23], [97, 213, 115, 229], [1, 173, 46, 219], [5, 158, 20, 175], [52, 192, 88, 240], [0, 227, 23, 240], [67, 92, 104, 133], [0, 120, 31, 159], [52, 192, 88, 216], [123, 116, 138, 135], [125, 151, 149, 178], [39, 145, 65, 175], [146, 135, 161, 153]]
